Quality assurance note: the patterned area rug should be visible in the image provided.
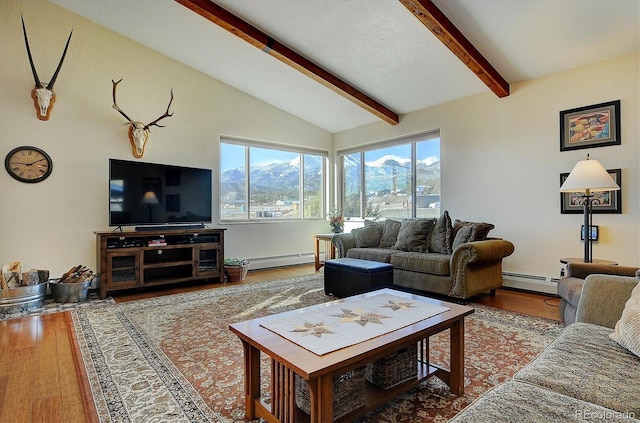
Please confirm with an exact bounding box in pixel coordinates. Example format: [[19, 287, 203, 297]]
[[69, 274, 562, 422]]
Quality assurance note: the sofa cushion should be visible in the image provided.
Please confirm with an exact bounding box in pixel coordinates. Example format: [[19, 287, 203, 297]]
[[428, 210, 452, 254], [352, 225, 382, 248], [364, 219, 385, 235], [379, 219, 402, 248], [610, 282, 640, 357], [514, 322, 640, 415], [451, 224, 473, 251], [346, 247, 395, 263], [393, 218, 436, 252], [390, 252, 450, 276], [453, 219, 495, 242], [449, 380, 635, 423]]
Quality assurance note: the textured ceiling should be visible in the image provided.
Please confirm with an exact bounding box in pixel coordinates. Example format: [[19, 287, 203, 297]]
[[49, 0, 639, 133]]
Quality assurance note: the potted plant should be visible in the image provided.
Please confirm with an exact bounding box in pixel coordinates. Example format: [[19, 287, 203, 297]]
[[224, 258, 250, 282], [327, 208, 345, 233]]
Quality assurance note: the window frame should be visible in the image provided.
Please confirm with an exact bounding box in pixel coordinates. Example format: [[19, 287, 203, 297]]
[[220, 136, 328, 223], [336, 130, 440, 220]]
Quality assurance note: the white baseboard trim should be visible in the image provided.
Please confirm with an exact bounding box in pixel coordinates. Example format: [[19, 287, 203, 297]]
[[502, 272, 559, 295]]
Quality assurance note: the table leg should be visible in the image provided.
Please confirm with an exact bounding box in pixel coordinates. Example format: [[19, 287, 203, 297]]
[[308, 373, 334, 423], [449, 318, 465, 395], [314, 236, 321, 271], [242, 341, 261, 419]]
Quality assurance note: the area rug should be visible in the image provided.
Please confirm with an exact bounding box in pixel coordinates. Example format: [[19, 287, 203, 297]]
[[69, 274, 563, 423]]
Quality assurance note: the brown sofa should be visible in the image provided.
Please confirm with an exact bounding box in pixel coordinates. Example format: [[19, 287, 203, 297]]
[[331, 212, 515, 300]]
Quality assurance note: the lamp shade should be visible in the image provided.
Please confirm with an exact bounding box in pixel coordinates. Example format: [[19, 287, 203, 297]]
[[560, 156, 620, 193], [141, 191, 160, 204]]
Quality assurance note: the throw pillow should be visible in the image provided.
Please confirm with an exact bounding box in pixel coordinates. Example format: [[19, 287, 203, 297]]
[[470, 222, 495, 241], [452, 219, 495, 242], [451, 224, 473, 251], [379, 219, 402, 248], [364, 219, 384, 237], [428, 210, 453, 254], [393, 218, 436, 252], [352, 225, 382, 248], [610, 283, 640, 357]]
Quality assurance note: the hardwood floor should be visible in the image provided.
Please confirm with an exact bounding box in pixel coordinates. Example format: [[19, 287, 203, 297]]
[[0, 264, 561, 422]]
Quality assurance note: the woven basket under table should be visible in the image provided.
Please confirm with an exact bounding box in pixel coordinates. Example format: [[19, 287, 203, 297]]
[[295, 367, 365, 421], [365, 345, 418, 388]]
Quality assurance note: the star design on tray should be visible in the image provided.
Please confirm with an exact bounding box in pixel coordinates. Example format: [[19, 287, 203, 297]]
[[380, 300, 416, 311], [290, 321, 334, 338], [333, 308, 390, 327]]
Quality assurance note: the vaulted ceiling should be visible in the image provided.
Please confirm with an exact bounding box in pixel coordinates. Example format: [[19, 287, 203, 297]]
[[50, 0, 639, 133]]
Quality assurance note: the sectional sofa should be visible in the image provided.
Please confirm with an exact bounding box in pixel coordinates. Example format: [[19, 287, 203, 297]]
[[450, 273, 640, 422]]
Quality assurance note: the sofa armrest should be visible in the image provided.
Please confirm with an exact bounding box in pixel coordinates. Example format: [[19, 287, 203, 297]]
[[451, 239, 515, 266], [566, 262, 639, 279], [331, 232, 356, 258], [575, 274, 638, 329], [449, 239, 515, 298]]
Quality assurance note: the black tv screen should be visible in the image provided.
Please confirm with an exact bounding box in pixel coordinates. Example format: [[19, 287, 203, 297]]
[[109, 159, 212, 227]]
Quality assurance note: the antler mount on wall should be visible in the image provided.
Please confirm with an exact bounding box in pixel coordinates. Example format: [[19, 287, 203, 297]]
[[111, 79, 174, 159], [21, 16, 73, 121]]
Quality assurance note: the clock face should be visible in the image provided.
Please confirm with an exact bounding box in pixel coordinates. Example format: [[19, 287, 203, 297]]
[[5, 146, 53, 183]]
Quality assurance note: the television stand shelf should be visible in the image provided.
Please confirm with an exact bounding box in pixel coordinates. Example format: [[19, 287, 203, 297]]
[[95, 228, 225, 299]]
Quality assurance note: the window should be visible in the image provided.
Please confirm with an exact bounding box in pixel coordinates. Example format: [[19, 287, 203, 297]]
[[338, 131, 440, 220], [220, 138, 326, 221]]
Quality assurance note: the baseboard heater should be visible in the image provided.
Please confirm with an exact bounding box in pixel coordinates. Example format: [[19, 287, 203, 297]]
[[502, 272, 559, 295], [245, 253, 315, 270]]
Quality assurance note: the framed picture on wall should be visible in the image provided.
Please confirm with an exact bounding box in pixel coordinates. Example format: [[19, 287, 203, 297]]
[[560, 168, 622, 214], [560, 100, 620, 151]]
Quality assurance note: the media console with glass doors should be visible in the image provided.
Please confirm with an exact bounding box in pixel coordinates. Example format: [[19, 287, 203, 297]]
[[95, 228, 225, 299]]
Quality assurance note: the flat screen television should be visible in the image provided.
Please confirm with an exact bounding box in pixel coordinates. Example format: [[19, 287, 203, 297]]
[[109, 159, 212, 228]]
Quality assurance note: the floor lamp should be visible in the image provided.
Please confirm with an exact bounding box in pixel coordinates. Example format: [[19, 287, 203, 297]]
[[142, 190, 160, 222], [559, 154, 619, 263]]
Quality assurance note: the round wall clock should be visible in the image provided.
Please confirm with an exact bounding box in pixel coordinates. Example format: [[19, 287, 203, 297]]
[[5, 146, 53, 183]]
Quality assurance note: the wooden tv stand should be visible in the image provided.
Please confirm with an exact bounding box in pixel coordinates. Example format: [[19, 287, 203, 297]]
[[95, 228, 225, 299]]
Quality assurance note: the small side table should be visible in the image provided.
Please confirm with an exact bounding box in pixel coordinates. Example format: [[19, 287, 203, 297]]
[[314, 234, 336, 271], [559, 257, 618, 277]]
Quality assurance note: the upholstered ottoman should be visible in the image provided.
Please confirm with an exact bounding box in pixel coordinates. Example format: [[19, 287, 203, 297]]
[[324, 258, 393, 298]]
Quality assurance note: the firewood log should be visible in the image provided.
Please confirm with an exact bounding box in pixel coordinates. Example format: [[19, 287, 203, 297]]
[[36, 270, 50, 283], [21, 270, 40, 286]]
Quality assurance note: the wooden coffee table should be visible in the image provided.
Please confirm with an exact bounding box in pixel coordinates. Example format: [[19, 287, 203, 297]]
[[229, 288, 474, 422]]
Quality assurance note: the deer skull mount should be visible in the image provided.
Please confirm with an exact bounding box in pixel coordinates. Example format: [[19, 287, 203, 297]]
[[21, 16, 73, 121], [111, 79, 174, 159]]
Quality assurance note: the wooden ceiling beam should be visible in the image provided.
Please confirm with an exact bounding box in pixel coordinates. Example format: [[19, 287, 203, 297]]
[[176, 0, 399, 125], [400, 0, 510, 98]]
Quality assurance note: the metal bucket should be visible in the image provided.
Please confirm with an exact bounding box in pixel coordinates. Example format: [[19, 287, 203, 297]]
[[0, 283, 48, 315], [50, 280, 91, 303]]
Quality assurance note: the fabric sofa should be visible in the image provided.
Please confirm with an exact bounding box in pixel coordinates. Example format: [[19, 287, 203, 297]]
[[331, 211, 515, 300], [557, 262, 639, 325], [450, 273, 640, 422]]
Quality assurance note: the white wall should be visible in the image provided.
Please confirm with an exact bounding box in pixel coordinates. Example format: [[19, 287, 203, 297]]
[[0, 0, 332, 277], [335, 53, 640, 284], [2, 0, 638, 289]]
